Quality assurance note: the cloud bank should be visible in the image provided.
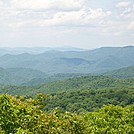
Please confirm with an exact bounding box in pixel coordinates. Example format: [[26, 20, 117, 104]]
[[0, 0, 133, 48]]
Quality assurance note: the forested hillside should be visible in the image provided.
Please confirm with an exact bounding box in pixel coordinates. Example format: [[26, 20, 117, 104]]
[[0, 67, 88, 86], [104, 66, 134, 78], [1, 66, 134, 86], [44, 88, 134, 113], [35, 75, 134, 94], [0, 75, 133, 95], [0, 67, 12, 85], [0, 67, 47, 85], [23, 73, 88, 86]]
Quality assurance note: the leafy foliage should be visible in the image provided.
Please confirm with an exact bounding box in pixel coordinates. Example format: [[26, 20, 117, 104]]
[[0, 94, 86, 133], [0, 94, 133, 133], [84, 104, 134, 133]]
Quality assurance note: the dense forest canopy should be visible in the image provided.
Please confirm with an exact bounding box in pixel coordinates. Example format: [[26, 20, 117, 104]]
[[0, 94, 134, 133]]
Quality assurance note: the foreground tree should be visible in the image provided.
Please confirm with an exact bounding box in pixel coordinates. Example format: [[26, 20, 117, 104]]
[[84, 104, 134, 133], [0, 94, 86, 133], [0, 94, 133, 133]]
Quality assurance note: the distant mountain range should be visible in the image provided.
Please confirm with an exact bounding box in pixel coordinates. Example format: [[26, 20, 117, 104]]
[[0, 46, 133, 75], [0, 47, 85, 56]]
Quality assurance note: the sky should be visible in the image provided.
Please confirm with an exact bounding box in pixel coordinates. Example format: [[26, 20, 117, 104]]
[[0, 0, 134, 49]]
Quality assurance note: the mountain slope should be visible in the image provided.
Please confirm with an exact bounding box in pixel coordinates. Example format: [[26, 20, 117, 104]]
[[0, 67, 12, 85], [1, 75, 133, 95], [0, 67, 47, 85], [35, 75, 134, 94], [104, 66, 134, 78]]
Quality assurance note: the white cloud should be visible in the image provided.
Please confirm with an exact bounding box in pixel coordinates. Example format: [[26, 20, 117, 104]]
[[11, 0, 86, 11], [116, 1, 131, 8], [0, 0, 114, 46], [0, 0, 3, 6], [38, 8, 111, 27], [114, 1, 134, 33], [0, 0, 133, 47], [120, 3, 134, 21], [128, 21, 134, 30], [0, 0, 111, 29]]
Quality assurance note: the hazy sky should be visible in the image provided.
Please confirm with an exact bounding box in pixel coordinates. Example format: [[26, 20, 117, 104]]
[[0, 0, 134, 49]]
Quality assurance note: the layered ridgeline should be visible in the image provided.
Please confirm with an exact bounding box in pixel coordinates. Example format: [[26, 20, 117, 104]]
[[0, 46, 134, 74], [0, 65, 134, 95], [0, 66, 134, 86], [0, 47, 85, 56]]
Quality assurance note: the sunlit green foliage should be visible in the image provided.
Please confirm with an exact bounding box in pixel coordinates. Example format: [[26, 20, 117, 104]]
[[0, 94, 134, 134], [84, 104, 134, 133], [0, 94, 86, 133]]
